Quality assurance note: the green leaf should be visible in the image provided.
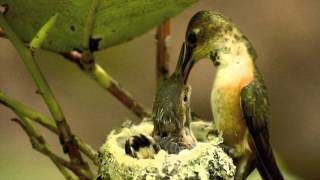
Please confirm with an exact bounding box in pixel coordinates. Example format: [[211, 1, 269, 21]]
[[0, 0, 197, 52]]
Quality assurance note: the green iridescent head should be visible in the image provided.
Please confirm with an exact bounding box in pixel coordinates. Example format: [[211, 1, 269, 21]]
[[182, 10, 255, 81]]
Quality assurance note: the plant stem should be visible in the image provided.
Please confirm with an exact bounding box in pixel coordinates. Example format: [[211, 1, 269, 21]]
[[0, 91, 99, 165], [74, 136, 99, 165], [12, 117, 90, 179], [0, 14, 90, 178], [82, 0, 99, 50], [156, 20, 171, 87], [62, 51, 150, 119], [73, 0, 151, 120], [64, 0, 147, 119], [1, 26, 150, 119], [0, 16, 63, 122], [0, 91, 57, 132]]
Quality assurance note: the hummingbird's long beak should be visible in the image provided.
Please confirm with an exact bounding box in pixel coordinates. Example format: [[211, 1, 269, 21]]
[[174, 42, 186, 76], [181, 45, 195, 84]]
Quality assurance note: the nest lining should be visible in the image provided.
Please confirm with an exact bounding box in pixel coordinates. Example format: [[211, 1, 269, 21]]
[[98, 121, 236, 180]]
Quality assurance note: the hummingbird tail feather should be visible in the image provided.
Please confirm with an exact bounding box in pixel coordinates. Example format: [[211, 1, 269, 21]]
[[254, 138, 284, 180], [256, 158, 272, 180]]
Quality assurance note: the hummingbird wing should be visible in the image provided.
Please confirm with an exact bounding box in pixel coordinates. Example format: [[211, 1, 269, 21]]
[[240, 66, 284, 180]]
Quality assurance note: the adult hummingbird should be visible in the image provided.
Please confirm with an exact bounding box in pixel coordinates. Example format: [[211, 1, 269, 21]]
[[181, 11, 284, 180], [125, 44, 196, 158]]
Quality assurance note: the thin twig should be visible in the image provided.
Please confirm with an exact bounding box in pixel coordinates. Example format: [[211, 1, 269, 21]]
[[0, 14, 91, 179], [156, 20, 171, 87], [62, 51, 150, 119], [0, 91, 57, 132], [0, 91, 99, 165], [74, 136, 99, 165], [12, 117, 82, 179]]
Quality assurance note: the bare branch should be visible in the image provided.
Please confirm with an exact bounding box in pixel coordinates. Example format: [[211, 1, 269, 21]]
[[156, 20, 171, 87]]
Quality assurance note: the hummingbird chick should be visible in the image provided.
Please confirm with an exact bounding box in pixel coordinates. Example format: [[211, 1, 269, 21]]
[[152, 73, 196, 154], [125, 44, 197, 158], [182, 11, 284, 180], [125, 134, 160, 159]]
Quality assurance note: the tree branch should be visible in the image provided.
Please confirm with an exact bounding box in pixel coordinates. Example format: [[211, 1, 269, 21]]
[[156, 20, 171, 87], [0, 91, 99, 165], [61, 51, 150, 119], [0, 14, 91, 179], [12, 117, 87, 179]]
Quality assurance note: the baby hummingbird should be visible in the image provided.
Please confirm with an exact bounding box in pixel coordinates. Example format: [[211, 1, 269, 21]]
[[125, 44, 196, 158], [152, 43, 197, 154]]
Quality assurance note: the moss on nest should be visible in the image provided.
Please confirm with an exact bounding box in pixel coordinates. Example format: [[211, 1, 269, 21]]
[[97, 120, 235, 180]]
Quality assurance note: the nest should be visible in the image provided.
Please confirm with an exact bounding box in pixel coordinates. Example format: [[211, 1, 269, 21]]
[[97, 120, 236, 180]]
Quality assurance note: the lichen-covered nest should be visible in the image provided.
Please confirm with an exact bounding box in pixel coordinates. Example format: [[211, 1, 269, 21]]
[[98, 120, 236, 180]]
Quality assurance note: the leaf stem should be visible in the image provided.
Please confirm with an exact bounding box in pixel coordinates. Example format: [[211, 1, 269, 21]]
[[82, 0, 99, 50]]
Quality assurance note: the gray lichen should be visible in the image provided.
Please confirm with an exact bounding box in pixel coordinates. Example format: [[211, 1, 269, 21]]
[[97, 120, 235, 180]]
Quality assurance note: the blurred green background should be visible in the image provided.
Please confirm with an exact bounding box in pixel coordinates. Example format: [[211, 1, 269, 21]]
[[1, 0, 319, 179]]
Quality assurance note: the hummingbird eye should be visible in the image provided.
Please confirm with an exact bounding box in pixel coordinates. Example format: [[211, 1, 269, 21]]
[[187, 33, 197, 45], [183, 95, 188, 102], [182, 85, 191, 103]]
